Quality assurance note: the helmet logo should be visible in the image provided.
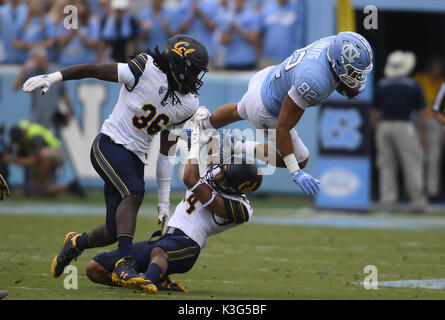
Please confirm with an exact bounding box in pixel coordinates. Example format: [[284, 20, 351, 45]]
[[238, 181, 258, 193], [172, 42, 196, 58], [341, 43, 360, 64]]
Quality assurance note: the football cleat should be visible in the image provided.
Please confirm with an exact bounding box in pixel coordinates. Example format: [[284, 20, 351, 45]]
[[51, 232, 83, 278], [158, 276, 189, 293], [139, 279, 158, 294], [111, 257, 145, 288], [0, 290, 10, 300]]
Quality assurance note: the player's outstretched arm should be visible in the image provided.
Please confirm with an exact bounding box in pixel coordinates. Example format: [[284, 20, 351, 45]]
[[276, 95, 320, 196], [182, 122, 232, 220], [23, 63, 119, 95]]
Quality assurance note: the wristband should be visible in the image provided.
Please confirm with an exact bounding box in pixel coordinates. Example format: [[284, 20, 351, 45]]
[[48, 71, 63, 84], [283, 154, 300, 175]]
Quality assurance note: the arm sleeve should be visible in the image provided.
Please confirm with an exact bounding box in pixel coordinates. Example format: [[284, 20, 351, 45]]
[[288, 85, 311, 110], [156, 153, 175, 205]]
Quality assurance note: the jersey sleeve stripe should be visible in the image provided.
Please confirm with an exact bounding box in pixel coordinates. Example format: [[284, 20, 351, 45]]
[[130, 60, 144, 75], [223, 198, 249, 224], [126, 53, 149, 91]]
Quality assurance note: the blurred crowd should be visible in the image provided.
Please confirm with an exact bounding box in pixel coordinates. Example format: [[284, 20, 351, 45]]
[[0, 0, 305, 70]]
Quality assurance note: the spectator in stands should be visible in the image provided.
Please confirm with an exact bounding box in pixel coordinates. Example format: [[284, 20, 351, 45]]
[[414, 56, 445, 201], [12, 0, 56, 64], [139, 0, 175, 51], [12, 46, 74, 136], [175, 0, 218, 60], [48, 0, 70, 63], [100, 0, 139, 63], [0, 0, 28, 64], [57, 0, 101, 66], [259, 0, 304, 68], [2, 120, 85, 198], [371, 51, 427, 213], [92, 0, 111, 19], [219, 0, 260, 70], [212, 0, 233, 69]]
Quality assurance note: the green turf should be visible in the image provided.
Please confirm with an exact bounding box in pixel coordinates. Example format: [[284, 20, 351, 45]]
[[1, 192, 445, 299]]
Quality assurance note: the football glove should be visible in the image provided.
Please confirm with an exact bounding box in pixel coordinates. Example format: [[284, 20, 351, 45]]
[[192, 106, 210, 123], [157, 203, 170, 234], [0, 174, 10, 200], [23, 71, 62, 95], [291, 170, 320, 196]]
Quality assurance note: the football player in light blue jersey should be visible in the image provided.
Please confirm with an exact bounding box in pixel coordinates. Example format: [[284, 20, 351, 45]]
[[199, 31, 373, 196]]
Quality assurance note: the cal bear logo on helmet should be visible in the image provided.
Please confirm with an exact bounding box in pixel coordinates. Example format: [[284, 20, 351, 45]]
[[237, 181, 259, 194], [172, 42, 196, 58]]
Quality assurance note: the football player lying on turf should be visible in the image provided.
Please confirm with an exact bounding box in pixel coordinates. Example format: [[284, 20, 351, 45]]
[[84, 121, 263, 294], [22, 35, 209, 288], [199, 31, 373, 196]]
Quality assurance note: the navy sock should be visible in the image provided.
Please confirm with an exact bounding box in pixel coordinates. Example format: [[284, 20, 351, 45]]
[[75, 233, 91, 251], [144, 263, 163, 285], [117, 234, 133, 258]]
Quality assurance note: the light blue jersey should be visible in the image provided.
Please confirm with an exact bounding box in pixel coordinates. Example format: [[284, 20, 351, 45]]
[[261, 36, 339, 116]]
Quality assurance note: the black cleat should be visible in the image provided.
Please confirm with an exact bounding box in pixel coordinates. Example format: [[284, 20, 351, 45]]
[[51, 232, 83, 278], [111, 257, 145, 288]]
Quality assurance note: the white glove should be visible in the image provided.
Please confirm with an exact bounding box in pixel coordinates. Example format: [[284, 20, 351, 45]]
[[23, 71, 62, 95], [157, 203, 170, 234], [192, 106, 211, 123]]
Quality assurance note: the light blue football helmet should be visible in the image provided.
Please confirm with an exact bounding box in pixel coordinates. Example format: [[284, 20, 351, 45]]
[[327, 31, 373, 88]]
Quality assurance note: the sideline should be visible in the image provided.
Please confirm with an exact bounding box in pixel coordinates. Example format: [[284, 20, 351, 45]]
[[2, 204, 445, 231]]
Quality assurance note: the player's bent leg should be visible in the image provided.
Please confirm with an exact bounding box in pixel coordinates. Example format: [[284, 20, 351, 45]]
[[85, 260, 117, 287], [140, 247, 168, 294], [87, 224, 116, 248], [51, 232, 84, 278]]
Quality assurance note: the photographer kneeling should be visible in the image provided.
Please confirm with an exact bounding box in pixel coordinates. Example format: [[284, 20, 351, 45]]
[[3, 120, 84, 198]]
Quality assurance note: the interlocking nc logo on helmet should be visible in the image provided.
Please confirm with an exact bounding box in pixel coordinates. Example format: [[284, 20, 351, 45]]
[[238, 181, 258, 193], [172, 42, 196, 58], [341, 43, 361, 64]]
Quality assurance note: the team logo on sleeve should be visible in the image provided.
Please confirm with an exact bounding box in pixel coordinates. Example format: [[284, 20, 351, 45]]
[[341, 43, 361, 64], [172, 42, 196, 58]]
